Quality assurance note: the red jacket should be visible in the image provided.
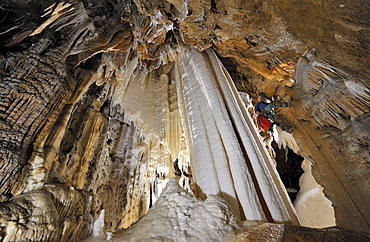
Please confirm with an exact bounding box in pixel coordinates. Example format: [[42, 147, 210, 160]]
[[257, 115, 273, 131]]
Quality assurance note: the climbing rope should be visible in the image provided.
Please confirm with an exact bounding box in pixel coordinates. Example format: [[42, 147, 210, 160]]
[[291, 107, 370, 228]]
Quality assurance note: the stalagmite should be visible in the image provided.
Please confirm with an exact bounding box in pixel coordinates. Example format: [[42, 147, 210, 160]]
[[83, 41, 303, 239], [85, 178, 239, 241], [0, 0, 369, 240], [294, 159, 336, 228], [175, 44, 299, 224]]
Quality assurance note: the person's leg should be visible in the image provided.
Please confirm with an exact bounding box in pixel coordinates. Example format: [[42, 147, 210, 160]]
[[263, 103, 276, 113], [261, 104, 276, 120], [262, 101, 291, 122], [262, 102, 277, 121]]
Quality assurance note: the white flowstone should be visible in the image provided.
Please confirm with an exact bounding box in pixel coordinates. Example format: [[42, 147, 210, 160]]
[[83, 178, 239, 241]]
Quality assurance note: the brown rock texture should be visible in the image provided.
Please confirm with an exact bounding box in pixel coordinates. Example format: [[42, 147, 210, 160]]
[[227, 222, 370, 242], [0, 0, 369, 240]]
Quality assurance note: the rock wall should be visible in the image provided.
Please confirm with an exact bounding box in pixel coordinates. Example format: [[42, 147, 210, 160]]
[[0, 0, 369, 240]]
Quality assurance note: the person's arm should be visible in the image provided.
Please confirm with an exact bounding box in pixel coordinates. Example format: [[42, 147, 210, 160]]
[[255, 102, 264, 113]]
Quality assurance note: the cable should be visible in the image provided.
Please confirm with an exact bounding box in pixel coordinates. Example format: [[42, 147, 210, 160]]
[[291, 108, 370, 228]]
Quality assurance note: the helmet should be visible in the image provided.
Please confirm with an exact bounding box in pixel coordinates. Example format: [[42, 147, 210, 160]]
[[258, 92, 267, 100], [258, 92, 267, 98]]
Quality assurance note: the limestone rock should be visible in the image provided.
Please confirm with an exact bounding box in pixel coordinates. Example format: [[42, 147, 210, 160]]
[[0, 0, 369, 240]]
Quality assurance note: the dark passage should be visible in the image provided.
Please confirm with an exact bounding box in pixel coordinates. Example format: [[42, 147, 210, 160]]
[[272, 141, 304, 202]]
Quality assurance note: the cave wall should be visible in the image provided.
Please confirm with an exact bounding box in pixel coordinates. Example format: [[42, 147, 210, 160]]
[[0, 0, 369, 240]]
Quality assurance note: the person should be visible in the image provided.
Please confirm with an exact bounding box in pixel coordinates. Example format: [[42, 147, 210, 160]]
[[254, 93, 291, 121], [255, 93, 291, 131]]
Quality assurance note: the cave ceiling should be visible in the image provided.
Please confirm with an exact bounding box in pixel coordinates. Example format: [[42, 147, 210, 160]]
[[0, 0, 369, 241]]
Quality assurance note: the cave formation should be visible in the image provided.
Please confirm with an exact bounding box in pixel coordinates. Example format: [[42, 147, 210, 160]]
[[0, 0, 369, 241]]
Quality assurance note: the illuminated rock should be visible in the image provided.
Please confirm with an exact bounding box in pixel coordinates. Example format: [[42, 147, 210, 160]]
[[0, 0, 369, 240]]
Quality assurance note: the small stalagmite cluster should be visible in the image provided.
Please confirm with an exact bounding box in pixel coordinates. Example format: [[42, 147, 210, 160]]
[[0, 0, 369, 241]]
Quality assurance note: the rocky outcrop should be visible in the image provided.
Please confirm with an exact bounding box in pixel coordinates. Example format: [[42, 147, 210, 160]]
[[0, 0, 369, 240], [98, 178, 239, 241]]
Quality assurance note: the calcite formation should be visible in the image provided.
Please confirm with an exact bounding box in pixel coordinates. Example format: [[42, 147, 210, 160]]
[[95, 178, 240, 241], [0, 0, 369, 241]]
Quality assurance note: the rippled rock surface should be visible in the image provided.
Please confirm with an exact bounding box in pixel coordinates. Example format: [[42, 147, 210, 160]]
[[0, 0, 369, 240]]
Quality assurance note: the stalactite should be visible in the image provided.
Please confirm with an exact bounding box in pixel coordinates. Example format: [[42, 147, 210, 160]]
[[0, 0, 369, 240], [295, 49, 370, 130]]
